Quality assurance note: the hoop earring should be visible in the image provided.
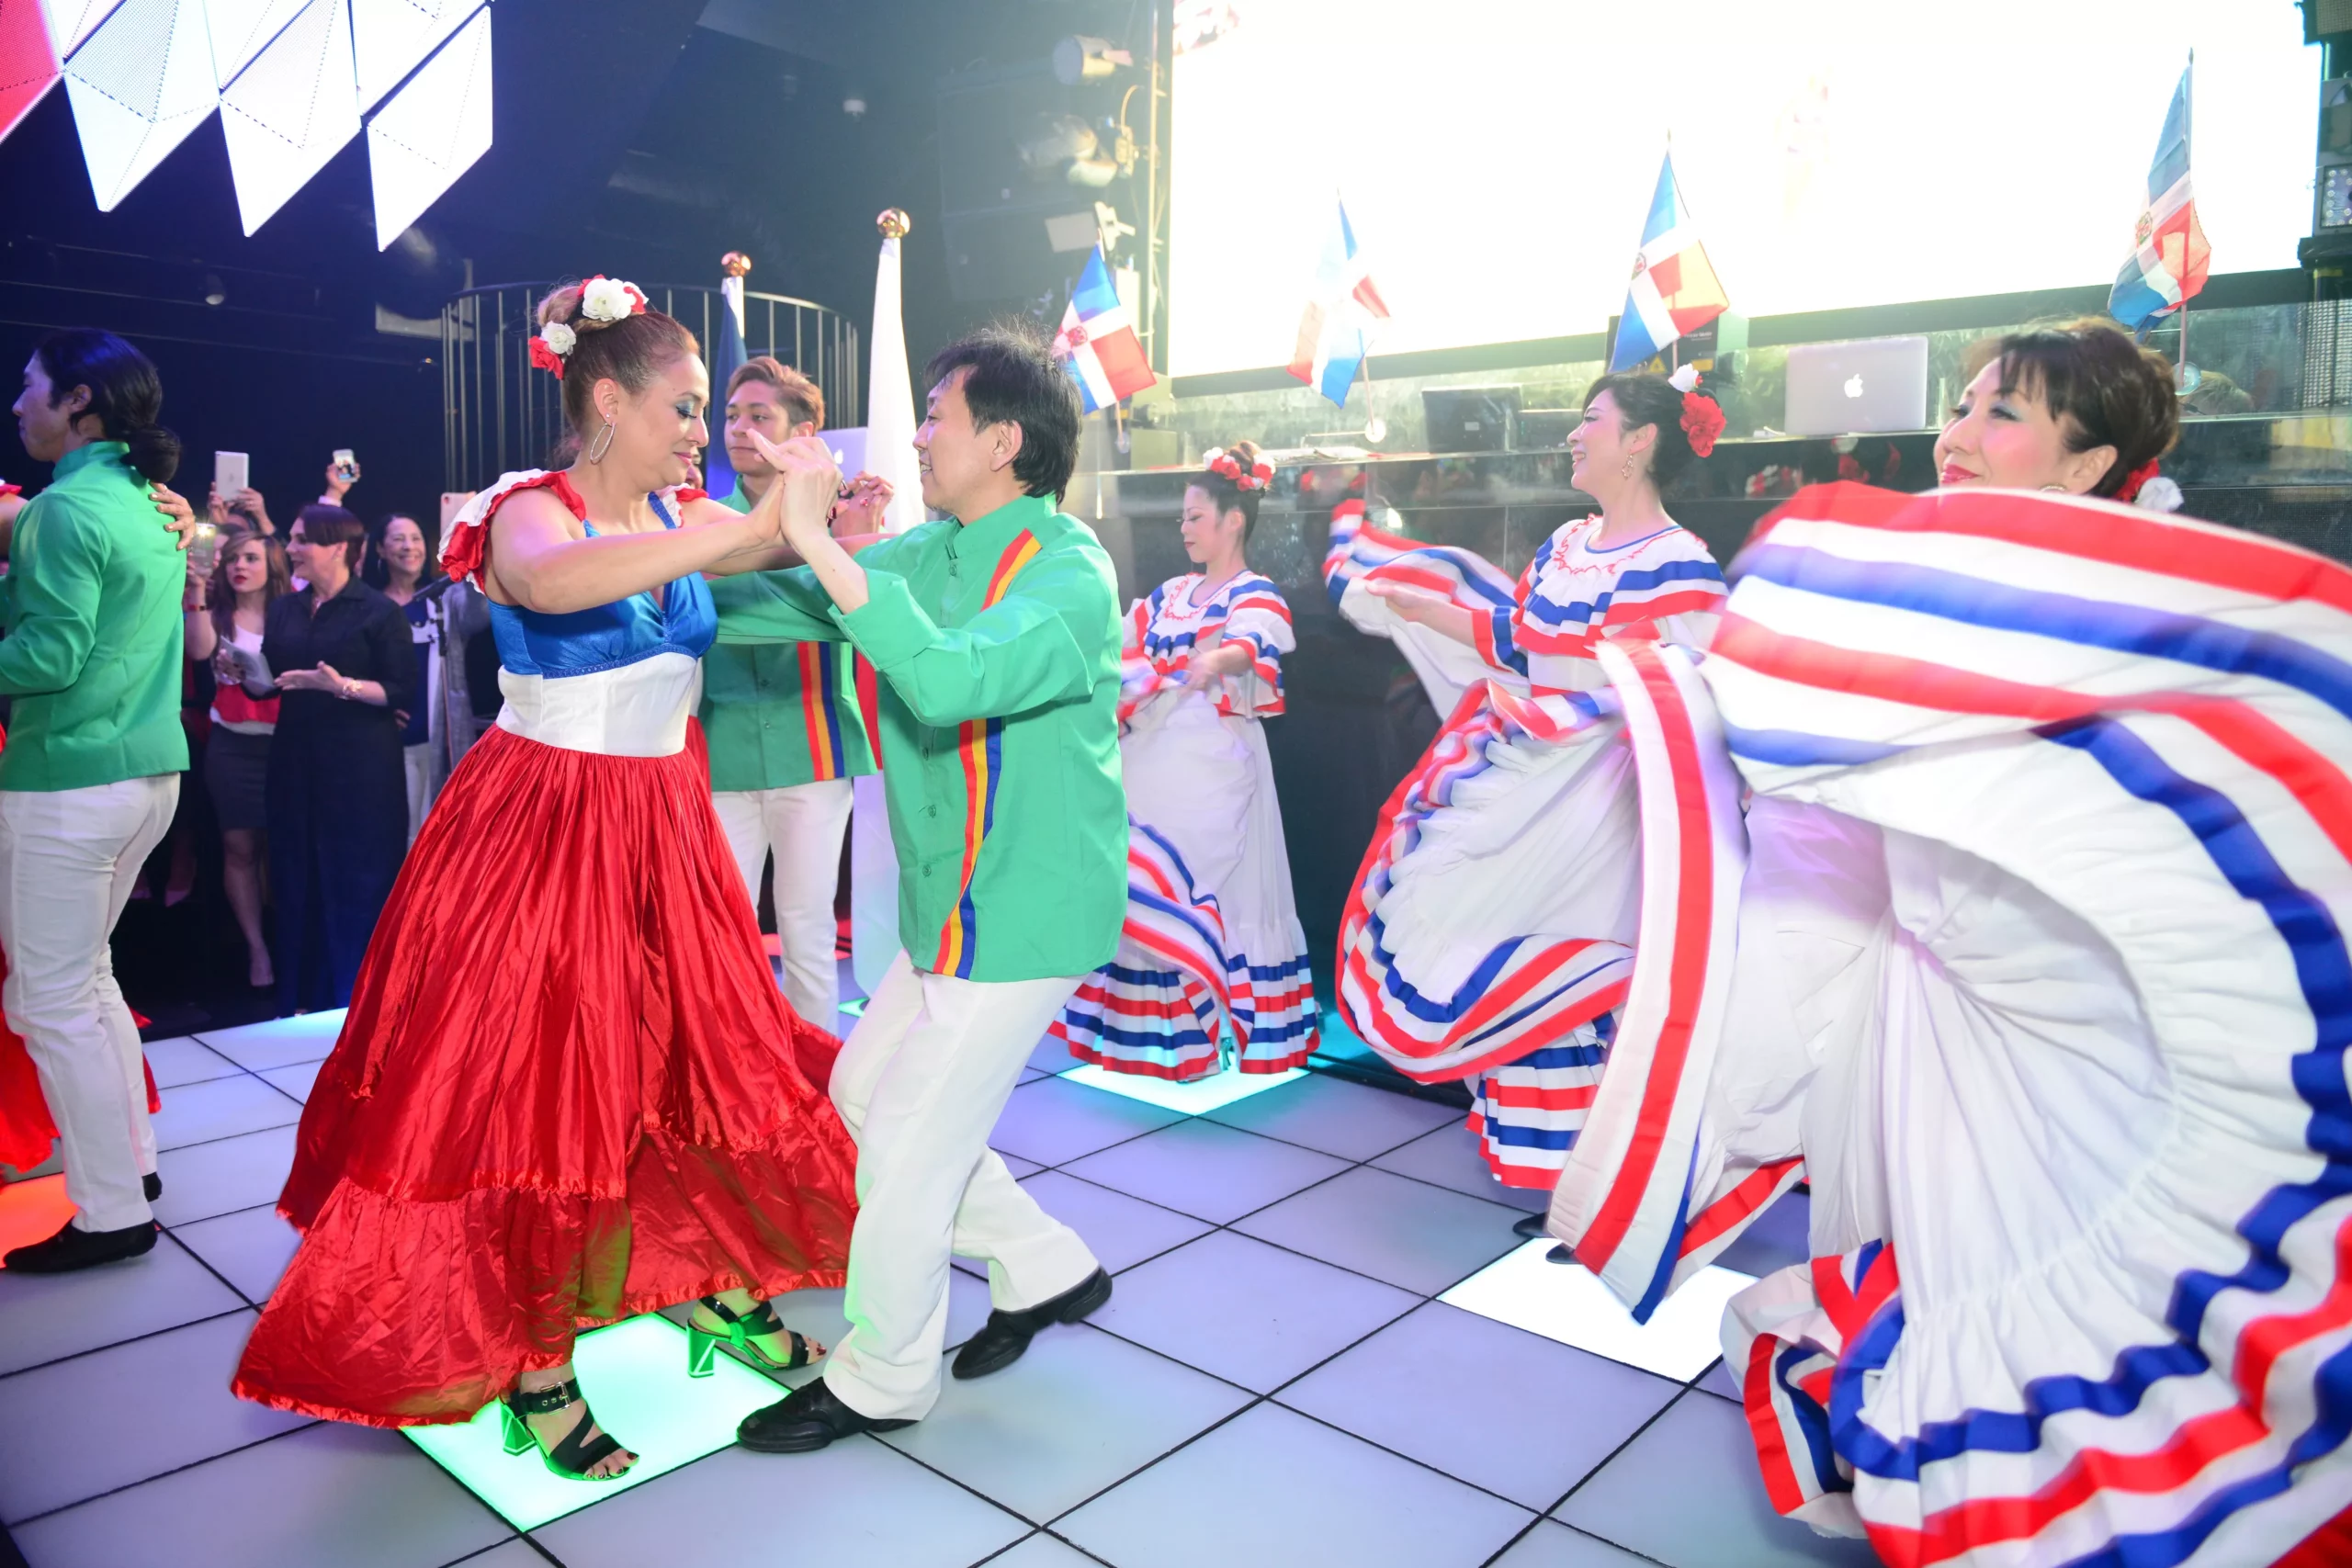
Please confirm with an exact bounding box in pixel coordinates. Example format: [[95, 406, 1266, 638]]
[[2039, 482, 2065, 491], [586, 420, 616, 464]]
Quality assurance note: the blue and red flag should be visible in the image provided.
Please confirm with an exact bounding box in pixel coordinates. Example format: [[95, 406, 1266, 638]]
[[1609, 153, 1728, 374], [2109, 62, 2209, 333], [1289, 197, 1390, 406], [1053, 245, 1155, 414], [704, 266, 750, 500]]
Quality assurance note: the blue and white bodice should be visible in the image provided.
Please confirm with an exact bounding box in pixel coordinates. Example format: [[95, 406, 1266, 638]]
[[443, 469, 716, 758]]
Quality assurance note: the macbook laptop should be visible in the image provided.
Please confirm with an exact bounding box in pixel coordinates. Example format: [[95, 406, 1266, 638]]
[[1783, 336, 1930, 435]]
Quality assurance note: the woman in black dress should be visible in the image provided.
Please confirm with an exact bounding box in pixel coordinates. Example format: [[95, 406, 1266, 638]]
[[258, 505, 413, 1011]]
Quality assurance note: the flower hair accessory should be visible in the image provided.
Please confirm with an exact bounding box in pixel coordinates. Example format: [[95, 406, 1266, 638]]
[[1203, 446, 1275, 491], [1665, 363, 1725, 457], [580, 276, 648, 322], [529, 319, 576, 378], [2117, 458, 2183, 513]]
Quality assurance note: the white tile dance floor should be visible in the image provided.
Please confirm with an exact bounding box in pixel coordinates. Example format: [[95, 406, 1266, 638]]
[[0, 1002, 1870, 1568]]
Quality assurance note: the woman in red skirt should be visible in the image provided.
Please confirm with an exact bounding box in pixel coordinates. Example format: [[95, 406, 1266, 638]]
[[232, 278, 857, 1482]]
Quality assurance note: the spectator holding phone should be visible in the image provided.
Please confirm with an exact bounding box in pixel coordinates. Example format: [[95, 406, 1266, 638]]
[[255, 505, 413, 1011], [186, 526, 289, 988]]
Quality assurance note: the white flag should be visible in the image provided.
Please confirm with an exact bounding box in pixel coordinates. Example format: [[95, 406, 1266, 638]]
[[865, 231, 927, 536]]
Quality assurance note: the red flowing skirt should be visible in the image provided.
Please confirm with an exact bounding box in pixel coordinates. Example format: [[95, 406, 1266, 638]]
[[232, 725, 859, 1427]]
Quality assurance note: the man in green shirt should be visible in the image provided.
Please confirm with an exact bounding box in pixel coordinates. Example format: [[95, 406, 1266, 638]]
[[720, 323, 1125, 1452], [0, 331, 191, 1273], [699, 357, 876, 1030]]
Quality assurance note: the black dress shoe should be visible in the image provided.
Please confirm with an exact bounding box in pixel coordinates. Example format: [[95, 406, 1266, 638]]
[[952, 1267, 1112, 1382], [144, 1172, 162, 1203], [4, 1217, 157, 1273], [738, 1376, 911, 1454], [1511, 1211, 1548, 1240]]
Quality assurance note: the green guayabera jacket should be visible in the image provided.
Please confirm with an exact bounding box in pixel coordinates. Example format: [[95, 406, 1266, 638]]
[[712, 491, 1126, 982]]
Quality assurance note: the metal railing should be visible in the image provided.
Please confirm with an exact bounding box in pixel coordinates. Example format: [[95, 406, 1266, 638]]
[[441, 282, 860, 493]]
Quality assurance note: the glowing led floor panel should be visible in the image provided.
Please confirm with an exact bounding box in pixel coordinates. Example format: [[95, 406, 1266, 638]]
[[402, 1313, 785, 1530], [1441, 1241, 1755, 1382], [1057, 1062, 1306, 1115]]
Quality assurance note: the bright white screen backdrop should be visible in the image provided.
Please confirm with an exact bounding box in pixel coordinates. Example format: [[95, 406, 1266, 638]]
[[1167, 0, 2319, 378]]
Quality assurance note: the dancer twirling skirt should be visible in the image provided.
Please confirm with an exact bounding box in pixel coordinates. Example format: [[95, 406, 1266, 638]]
[[234, 279, 855, 1482], [1054, 442, 1316, 1079], [1333, 370, 1728, 1186], [1545, 323, 2352, 1564]]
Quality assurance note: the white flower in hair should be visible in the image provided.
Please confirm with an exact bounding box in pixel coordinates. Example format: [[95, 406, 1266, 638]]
[[1667, 363, 1702, 393], [580, 277, 639, 322], [540, 321, 576, 355], [2133, 476, 2185, 513]]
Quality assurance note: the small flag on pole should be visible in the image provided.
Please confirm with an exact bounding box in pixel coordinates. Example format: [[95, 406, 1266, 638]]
[[704, 256, 751, 501], [1053, 245, 1155, 413], [1290, 197, 1389, 406], [1609, 153, 1728, 373], [2109, 62, 2209, 334]]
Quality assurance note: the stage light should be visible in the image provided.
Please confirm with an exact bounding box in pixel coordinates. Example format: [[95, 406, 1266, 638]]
[[60, 0, 218, 211], [350, 0, 473, 112], [38, 0, 124, 56], [202, 270, 224, 304], [365, 4, 489, 249], [218, 0, 356, 233], [841, 93, 865, 118], [1019, 113, 1097, 173], [1053, 34, 1132, 86], [201, 0, 309, 88], [0, 0, 62, 149]]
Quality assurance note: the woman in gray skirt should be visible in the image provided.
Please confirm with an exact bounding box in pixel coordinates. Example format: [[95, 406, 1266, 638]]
[[185, 525, 289, 988]]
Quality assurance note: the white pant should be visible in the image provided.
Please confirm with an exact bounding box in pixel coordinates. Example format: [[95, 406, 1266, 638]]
[[824, 952, 1101, 1420], [0, 776, 178, 1231], [713, 779, 855, 1030], [403, 741, 433, 847]]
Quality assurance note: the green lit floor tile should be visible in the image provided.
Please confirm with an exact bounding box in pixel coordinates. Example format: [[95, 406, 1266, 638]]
[[402, 1313, 782, 1530], [1058, 1062, 1307, 1115]]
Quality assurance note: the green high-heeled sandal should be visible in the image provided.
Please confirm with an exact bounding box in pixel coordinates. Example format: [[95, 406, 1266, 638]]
[[687, 1295, 818, 1378], [499, 1379, 632, 1481]]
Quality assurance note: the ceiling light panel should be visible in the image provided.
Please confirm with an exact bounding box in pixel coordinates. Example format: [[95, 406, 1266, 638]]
[[62, 0, 217, 210], [218, 0, 356, 233], [350, 0, 471, 112], [0, 0, 62, 149], [201, 0, 307, 88], [38, 0, 121, 55], [365, 1, 487, 246]]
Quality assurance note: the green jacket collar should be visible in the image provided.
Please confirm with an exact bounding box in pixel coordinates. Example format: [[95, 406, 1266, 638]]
[[949, 492, 1052, 561], [52, 441, 130, 482]]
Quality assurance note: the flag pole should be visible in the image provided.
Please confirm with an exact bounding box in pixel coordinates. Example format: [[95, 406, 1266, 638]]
[[2177, 49, 2193, 391]]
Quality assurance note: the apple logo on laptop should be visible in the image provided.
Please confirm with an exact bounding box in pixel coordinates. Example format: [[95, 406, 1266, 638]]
[[1844, 374, 1866, 399]]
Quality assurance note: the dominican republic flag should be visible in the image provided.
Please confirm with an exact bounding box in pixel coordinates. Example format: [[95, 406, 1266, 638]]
[[1054, 246, 1155, 414], [2109, 62, 2209, 333], [1289, 198, 1390, 406], [1608, 153, 1728, 373], [704, 267, 750, 500]]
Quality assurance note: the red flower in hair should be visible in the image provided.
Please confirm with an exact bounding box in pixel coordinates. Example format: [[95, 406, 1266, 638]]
[[2114, 458, 2161, 502], [528, 336, 568, 378], [1679, 391, 1725, 459]]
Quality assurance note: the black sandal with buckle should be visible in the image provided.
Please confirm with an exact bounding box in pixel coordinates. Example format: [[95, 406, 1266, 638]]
[[688, 1295, 817, 1378], [499, 1379, 632, 1481]]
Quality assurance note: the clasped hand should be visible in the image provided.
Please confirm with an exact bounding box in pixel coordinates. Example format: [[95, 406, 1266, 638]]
[[741, 432, 844, 551]]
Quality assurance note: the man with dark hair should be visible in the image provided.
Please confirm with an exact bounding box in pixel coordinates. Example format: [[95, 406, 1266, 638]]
[[0, 333, 189, 1271], [710, 320, 1124, 1452], [697, 355, 878, 1031]]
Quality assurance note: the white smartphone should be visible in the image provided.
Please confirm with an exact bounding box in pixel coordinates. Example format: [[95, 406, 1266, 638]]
[[214, 450, 249, 500], [332, 448, 357, 483], [226, 637, 273, 694], [439, 491, 475, 532]]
